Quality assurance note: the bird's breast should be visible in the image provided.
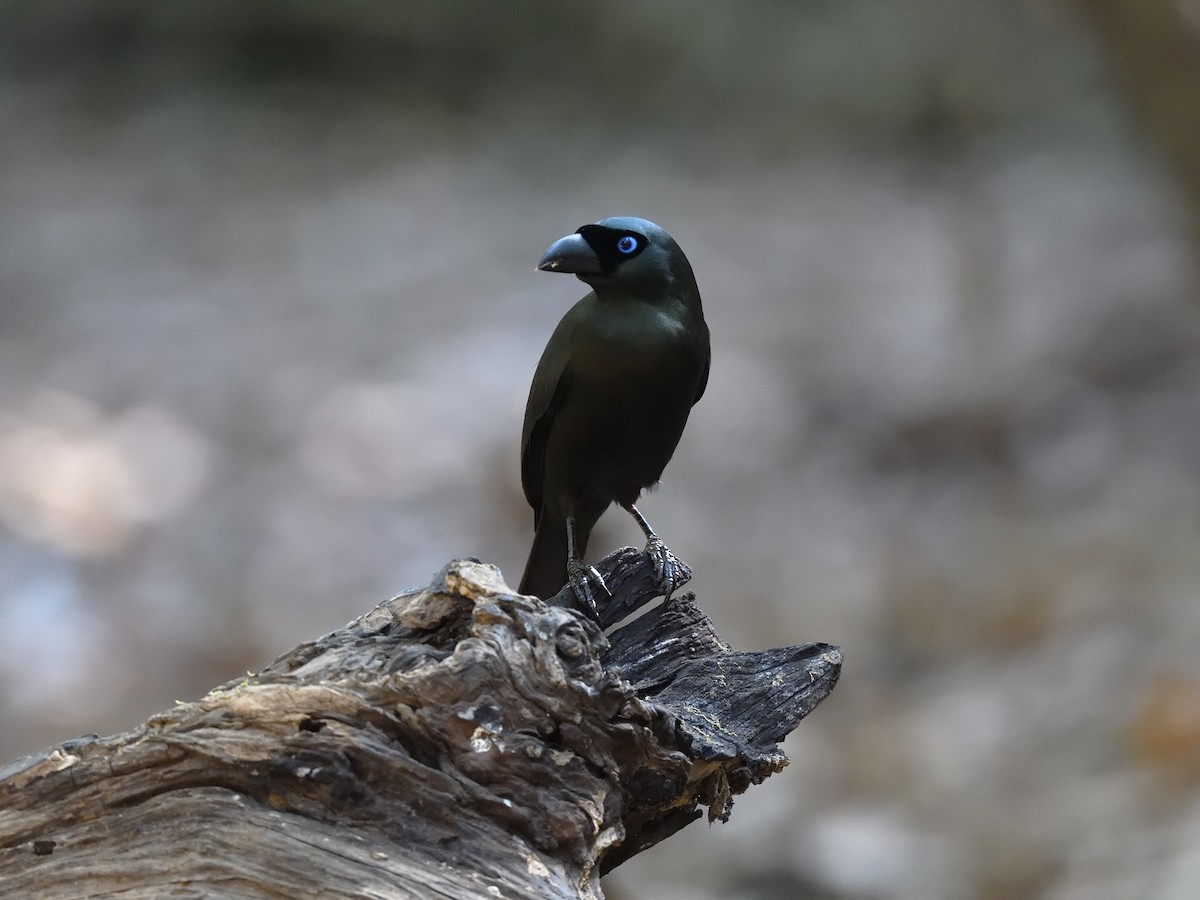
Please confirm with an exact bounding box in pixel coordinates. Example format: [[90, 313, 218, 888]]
[[533, 296, 708, 515], [570, 300, 693, 370], [560, 304, 704, 450]]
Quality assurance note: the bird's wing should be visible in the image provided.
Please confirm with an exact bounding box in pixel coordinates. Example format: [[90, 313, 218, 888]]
[[521, 370, 570, 526], [520, 314, 578, 524]]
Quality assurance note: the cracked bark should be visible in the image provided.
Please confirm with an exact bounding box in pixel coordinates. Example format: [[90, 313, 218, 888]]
[[0, 550, 841, 899]]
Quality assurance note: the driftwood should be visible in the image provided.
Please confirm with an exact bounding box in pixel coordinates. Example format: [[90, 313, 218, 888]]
[[0, 549, 841, 899]]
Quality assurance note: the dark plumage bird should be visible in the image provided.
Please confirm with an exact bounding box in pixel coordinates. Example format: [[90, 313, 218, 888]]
[[518, 217, 711, 610]]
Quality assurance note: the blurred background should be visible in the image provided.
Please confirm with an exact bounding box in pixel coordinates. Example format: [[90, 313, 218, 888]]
[[2, 1, 1199, 897]]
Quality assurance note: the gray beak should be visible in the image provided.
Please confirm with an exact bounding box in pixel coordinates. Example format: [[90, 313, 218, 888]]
[[536, 233, 603, 275]]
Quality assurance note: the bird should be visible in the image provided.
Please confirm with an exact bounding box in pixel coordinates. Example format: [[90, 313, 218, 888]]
[[517, 216, 711, 612]]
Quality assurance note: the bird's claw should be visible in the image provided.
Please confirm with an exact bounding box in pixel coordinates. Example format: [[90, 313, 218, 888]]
[[644, 536, 689, 600], [567, 559, 610, 618]]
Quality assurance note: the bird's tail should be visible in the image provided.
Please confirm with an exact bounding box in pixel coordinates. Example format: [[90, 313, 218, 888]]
[[519, 515, 569, 600]]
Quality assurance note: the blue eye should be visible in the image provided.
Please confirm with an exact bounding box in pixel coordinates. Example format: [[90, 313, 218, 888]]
[[616, 235, 638, 254]]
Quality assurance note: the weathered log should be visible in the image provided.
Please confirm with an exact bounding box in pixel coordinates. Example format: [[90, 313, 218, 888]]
[[0, 550, 841, 899]]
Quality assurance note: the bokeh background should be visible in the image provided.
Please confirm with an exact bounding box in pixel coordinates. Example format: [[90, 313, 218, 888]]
[[3, 2, 1199, 897]]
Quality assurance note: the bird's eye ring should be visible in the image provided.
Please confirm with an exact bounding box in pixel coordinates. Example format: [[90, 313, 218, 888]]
[[616, 235, 638, 254]]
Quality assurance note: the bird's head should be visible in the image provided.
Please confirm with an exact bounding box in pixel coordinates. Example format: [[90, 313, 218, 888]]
[[536, 216, 694, 295]]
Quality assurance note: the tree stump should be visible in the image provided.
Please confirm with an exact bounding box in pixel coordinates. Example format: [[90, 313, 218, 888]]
[[0, 549, 841, 899]]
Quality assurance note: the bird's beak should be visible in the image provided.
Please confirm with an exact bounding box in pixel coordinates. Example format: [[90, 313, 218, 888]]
[[536, 233, 603, 275]]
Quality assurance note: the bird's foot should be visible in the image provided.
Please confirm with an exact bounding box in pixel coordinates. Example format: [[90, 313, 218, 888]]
[[644, 536, 690, 601], [567, 558, 610, 618]]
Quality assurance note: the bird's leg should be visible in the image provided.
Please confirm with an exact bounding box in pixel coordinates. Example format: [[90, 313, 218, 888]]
[[623, 504, 688, 600], [565, 512, 609, 617]]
